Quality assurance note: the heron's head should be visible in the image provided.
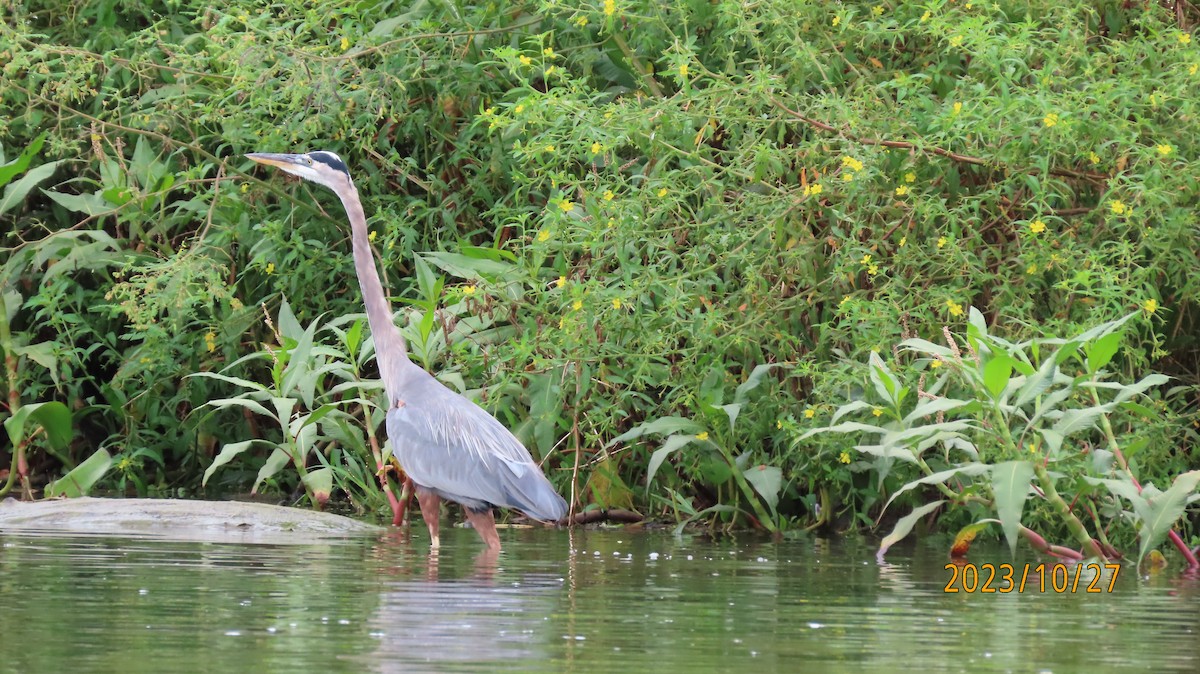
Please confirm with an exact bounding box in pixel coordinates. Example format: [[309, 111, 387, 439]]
[[245, 151, 351, 192]]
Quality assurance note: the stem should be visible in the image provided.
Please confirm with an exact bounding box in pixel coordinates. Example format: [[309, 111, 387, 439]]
[[0, 306, 26, 499], [1088, 387, 1199, 568], [1033, 463, 1105, 559], [611, 33, 664, 98], [717, 443, 777, 533]]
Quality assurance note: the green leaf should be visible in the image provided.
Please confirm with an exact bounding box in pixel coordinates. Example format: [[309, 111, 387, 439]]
[[1051, 403, 1116, 437], [868, 351, 899, 405], [0, 160, 65, 215], [4, 401, 73, 450], [1113, 374, 1169, 403], [798, 421, 889, 441], [903, 398, 975, 424], [1086, 330, 1122, 374], [831, 400, 875, 424], [733, 363, 781, 404], [44, 448, 113, 498], [252, 447, 291, 494], [302, 467, 334, 505], [718, 403, 741, 430], [884, 463, 990, 512], [983, 356, 1013, 400], [203, 439, 267, 486], [743, 464, 783, 512], [187, 371, 269, 392], [204, 397, 275, 419], [1133, 471, 1200, 567], [608, 416, 704, 446], [991, 461, 1035, 557], [646, 433, 697, 486], [0, 131, 47, 187], [1012, 356, 1057, 408], [878, 500, 945, 559], [42, 189, 116, 216]]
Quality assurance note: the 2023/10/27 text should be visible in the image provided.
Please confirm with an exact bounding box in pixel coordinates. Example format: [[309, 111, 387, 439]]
[[944, 563, 1121, 593]]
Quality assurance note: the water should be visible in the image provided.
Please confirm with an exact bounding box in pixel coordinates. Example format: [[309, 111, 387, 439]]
[[1, 526, 1197, 673]]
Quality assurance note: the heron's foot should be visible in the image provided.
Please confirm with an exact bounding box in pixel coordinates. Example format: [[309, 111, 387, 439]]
[[465, 508, 502, 551], [430, 534, 440, 549]]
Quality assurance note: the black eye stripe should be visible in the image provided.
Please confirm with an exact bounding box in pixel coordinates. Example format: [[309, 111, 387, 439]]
[[308, 151, 348, 175]]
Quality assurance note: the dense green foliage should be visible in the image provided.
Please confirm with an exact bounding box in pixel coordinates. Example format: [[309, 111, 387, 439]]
[[2, 1, 1198, 558]]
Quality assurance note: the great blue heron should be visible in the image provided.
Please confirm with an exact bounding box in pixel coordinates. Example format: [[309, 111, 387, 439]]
[[245, 151, 568, 550]]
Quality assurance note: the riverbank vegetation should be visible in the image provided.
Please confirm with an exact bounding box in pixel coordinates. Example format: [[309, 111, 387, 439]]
[[2, 0, 1198, 565]]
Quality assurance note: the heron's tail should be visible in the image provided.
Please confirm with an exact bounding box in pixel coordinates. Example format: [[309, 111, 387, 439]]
[[500, 466, 568, 522]]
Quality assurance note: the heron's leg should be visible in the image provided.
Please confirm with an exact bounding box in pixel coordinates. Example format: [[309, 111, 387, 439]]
[[415, 487, 441, 548], [464, 508, 501, 551]]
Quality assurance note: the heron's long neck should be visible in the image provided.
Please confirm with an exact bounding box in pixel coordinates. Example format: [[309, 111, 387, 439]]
[[340, 184, 409, 383]]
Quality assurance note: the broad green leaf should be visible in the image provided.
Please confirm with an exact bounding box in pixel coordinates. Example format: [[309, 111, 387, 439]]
[[854, 443, 919, 464], [902, 397, 975, 424], [0, 131, 47, 186], [991, 461, 1035, 557], [878, 500, 946, 559], [421, 251, 519, 280], [302, 467, 334, 505], [898, 338, 954, 358], [204, 397, 274, 419], [42, 189, 116, 216], [44, 448, 113, 497], [203, 439, 266, 485], [1012, 356, 1057, 408], [645, 433, 697, 486], [799, 421, 888, 441], [1051, 403, 1116, 437], [277, 296, 303, 341], [743, 464, 783, 512], [734, 363, 781, 403], [252, 447, 292, 494], [1113, 374, 1169, 403], [1132, 471, 1200, 567], [4, 401, 73, 450], [868, 351, 899, 405], [831, 400, 875, 424], [718, 403, 741, 430], [884, 463, 990, 511], [608, 416, 703, 446], [187, 371, 269, 392], [1086, 330, 1122, 374], [983, 356, 1013, 400], [0, 160, 64, 215]]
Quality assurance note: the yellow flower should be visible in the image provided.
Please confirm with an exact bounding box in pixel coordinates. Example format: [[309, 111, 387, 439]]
[[519, 55, 532, 66], [657, 187, 668, 197], [946, 299, 964, 317], [937, 236, 948, 248], [559, 316, 565, 329], [898, 236, 907, 247], [777, 419, 784, 429], [204, 331, 216, 353], [603, 190, 614, 201], [872, 5, 884, 16], [340, 37, 350, 52], [867, 263, 879, 276], [950, 35, 963, 48], [860, 253, 872, 265], [839, 295, 851, 306], [904, 172, 916, 183], [679, 62, 689, 77], [230, 298, 243, 310], [1029, 219, 1046, 234], [1026, 263, 1037, 274], [368, 229, 377, 241], [1088, 151, 1100, 164], [832, 16, 841, 27], [557, 276, 566, 287], [543, 47, 557, 58], [537, 229, 551, 242], [696, 431, 709, 441], [515, 104, 525, 114], [573, 299, 583, 311], [952, 101, 963, 115], [612, 298, 622, 309], [240, 183, 249, 193], [1156, 144, 1173, 156], [895, 185, 909, 196], [804, 408, 815, 419], [841, 156, 864, 171], [604, 0, 615, 17], [591, 142, 602, 155], [575, 16, 589, 26], [803, 183, 823, 197], [920, 10, 931, 21], [463, 285, 477, 296], [930, 359, 943, 369], [1043, 113, 1059, 127], [545, 65, 556, 76], [265, 262, 275, 274], [842, 172, 855, 182], [545, 145, 555, 153], [558, 199, 574, 212], [1190, 63, 1199, 75], [1109, 200, 1127, 215], [872, 407, 883, 417], [839, 451, 851, 464], [1180, 33, 1192, 45], [1143, 298, 1158, 314], [606, 218, 615, 228]]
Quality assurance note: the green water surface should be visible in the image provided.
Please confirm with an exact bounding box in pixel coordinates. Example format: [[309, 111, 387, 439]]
[[1, 526, 1197, 673]]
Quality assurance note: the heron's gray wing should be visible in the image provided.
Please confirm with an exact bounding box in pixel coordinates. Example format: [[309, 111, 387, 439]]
[[385, 373, 567, 522]]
